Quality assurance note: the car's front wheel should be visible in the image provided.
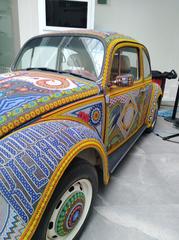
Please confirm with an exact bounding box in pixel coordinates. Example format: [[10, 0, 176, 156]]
[[33, 161, 98, 240]]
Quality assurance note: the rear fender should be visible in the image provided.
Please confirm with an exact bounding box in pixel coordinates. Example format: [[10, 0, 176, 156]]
[[145, 83, 162, 128]]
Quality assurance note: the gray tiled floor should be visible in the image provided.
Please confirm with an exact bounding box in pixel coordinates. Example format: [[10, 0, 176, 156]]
[[81, 117, 179, 240]]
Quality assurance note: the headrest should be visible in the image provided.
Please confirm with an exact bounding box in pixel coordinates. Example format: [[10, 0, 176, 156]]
[[112, 54, 119, 73], [119, 55, 131, 74], [67, 53, 83, 68]]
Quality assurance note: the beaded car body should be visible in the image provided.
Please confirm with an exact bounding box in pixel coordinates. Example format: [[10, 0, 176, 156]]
[[0, 30, 161, 240]]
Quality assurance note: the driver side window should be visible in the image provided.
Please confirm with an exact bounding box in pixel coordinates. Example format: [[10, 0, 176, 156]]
[[111, 47, 140, 82]]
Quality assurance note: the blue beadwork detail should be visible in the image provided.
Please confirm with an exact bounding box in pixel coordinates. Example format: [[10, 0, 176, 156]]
[[89, 104, 103, 126], [67, 102, 103, 137], [0, 120, 101, 224]]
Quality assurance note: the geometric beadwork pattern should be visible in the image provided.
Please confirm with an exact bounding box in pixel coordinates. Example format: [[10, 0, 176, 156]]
[[65, 102, 104, 137], [0, 71, 100, 138], [108, 89, 141, 149], [141, 84, 153, 124], [146, 83, 161, 126], [117, 98, 138, 137], [0, 30, 161, 240], [55, 191, 85, 236], [0, 195, 25, 240], [0, 120, 101, 237]]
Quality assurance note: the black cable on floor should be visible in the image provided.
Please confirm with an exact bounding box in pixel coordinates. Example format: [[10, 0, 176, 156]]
[[153, 131, 179, 143]]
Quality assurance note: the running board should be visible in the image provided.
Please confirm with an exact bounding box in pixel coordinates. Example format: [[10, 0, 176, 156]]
[[108, 125, 147, 174]]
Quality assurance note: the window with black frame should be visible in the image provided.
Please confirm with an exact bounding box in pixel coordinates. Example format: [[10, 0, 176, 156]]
[[46, 0, 88, 28]]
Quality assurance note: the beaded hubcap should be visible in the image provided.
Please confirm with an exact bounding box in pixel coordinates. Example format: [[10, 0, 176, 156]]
[[56, 192, 85, 236], [46, 179, 92, 240]]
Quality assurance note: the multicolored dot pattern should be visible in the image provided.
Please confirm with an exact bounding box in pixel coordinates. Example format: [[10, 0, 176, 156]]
[[0, 120, 101, 238], [0, 71, 100, 138], [56, 192, 85, 236]]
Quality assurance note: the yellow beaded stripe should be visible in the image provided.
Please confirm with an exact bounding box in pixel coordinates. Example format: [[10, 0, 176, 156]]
[[0, 88, 99, 138]]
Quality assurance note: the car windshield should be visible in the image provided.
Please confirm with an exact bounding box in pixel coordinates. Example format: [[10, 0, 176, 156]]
[[13, 36, 105, 81]]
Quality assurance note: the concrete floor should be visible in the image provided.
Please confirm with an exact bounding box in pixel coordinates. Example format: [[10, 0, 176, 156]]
[[81, 117, 179, 240]]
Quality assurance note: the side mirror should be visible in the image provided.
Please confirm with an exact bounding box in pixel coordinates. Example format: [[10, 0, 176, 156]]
[[110, 74, 134, 87]]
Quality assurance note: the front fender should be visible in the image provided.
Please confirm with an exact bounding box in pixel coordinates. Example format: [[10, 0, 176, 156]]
[[145, 83, 162, 127], [0, 120, 108, 240]]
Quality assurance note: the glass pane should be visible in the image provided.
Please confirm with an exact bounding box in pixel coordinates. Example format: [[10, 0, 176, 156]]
[[82, 38, 104, 77], [18, 49, 33, 69], [14, 36, 105, 81], [46, 0, 88, 28], [119, 47, 140, 81], [143, 50, 151, 79], [111, 47, 140, 82], [32, 47, 58, 69]]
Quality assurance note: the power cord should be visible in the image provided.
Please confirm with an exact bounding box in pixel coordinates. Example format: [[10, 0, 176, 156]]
[[153, 131, 179, 143]]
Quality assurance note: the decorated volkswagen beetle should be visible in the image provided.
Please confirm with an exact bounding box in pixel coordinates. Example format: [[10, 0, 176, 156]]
[[0, 30, 162, 240]]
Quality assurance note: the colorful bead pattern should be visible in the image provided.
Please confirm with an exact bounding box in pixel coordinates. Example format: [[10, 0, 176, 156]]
[[66, 102, 104, 137], [146, 83, 162, 127], [20, 138, 108, 240], [0, 31, 160, 240], [89, 105, 102, 126], [141, 84, 153, 124], [0, 194, 25, 240], [0, 71, 100, 138], [56, 192, 85, 236], [108, 90, 140, 149], [0, 120, 101, 238], [105, 33, 134, 45]]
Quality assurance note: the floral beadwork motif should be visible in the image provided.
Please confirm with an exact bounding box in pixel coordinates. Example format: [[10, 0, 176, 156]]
[[65, 102, 104, 137], [89, 105, 102, 126], [55, 192, 85, 236]]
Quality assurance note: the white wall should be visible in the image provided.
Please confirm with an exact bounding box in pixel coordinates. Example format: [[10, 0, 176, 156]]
[[0, 0, 20, 67], [16, 0, 179, 102], [95, 0, 179, 102], [17, 0, 39, 46], [12, 0, 20, 56]]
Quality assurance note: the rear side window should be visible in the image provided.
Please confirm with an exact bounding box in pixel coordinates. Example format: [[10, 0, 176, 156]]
[[143, 50, 151, 79]]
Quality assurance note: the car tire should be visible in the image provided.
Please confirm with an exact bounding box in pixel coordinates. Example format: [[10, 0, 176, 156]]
[[146, 102, 159, 133], [32, 160, 98, 240]]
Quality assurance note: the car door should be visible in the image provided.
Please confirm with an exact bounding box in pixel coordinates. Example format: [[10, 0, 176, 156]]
[[105, 43, 146, 153]]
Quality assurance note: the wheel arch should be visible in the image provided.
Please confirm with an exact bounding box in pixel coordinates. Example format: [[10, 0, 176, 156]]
[[145, 82, 162, 128], [68, 147, 109, 185], [20, 138, 109, 240], [1, 119, 109, 240]]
